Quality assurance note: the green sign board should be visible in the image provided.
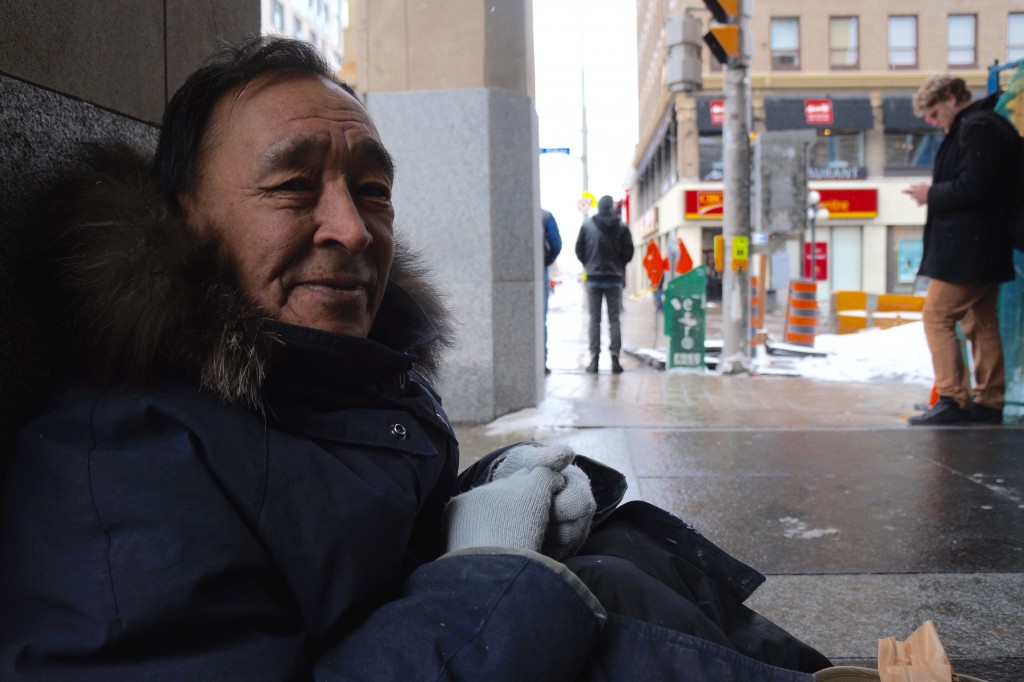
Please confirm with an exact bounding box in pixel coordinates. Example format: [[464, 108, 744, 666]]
[[665, 266, 707, 370]]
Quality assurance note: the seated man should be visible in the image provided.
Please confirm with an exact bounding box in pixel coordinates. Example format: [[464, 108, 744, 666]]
[[0, 37, 828, 680]]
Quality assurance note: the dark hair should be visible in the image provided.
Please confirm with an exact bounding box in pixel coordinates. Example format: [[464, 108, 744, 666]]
[[154, 36, 356, 202]]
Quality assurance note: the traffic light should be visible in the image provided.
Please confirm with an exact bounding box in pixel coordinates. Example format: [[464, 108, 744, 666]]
[[702, 0, 743, 65]]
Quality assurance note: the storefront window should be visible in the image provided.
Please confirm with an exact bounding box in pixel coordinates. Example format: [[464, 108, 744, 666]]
[[699, 135, 724, 181], [884, 132, 943, 174], [888, 225, 925, 293], [807, 131, 865, 180]]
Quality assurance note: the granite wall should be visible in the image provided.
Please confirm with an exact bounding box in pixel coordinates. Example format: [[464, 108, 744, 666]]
[[0, 0, 258, 451]]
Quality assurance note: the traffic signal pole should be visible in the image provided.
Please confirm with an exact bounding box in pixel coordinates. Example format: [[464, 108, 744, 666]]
[[717, 0, 751, 373]]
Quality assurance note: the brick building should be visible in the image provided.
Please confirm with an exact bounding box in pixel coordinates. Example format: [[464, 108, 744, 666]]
[[631, 0, 1024, 302]]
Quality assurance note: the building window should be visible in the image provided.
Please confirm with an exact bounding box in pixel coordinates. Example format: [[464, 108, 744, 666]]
[[808, 131, 866, 180], [888, 226, 925, 294], [699, 136, 724, 182], [947, 15, 976, 67], [1010, 14, 1024, 62], [294, 17, 304, 39], [884, 132, 944, 175], [270, 0, 285, 31], [888, 16, 917, 68], [770, 17, 800, 69], [830, 17, 858, 69]]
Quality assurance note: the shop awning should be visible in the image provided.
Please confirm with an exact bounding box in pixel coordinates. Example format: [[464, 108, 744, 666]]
[[764, 96, 873, 131], [882, 95, 933, 132]]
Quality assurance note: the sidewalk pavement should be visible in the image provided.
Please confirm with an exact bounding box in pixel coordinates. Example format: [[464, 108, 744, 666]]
[[453, 281, 1024, 681]]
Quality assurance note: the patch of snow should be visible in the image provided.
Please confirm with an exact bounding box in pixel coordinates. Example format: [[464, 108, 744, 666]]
[[791, 322, 934, 386]]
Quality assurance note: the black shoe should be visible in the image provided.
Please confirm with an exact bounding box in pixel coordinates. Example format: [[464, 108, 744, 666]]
[[908, 397, 969, 425], [611, 355, 624, 374], [968, 403, 1003, 424], [586, 355, 599, 374]]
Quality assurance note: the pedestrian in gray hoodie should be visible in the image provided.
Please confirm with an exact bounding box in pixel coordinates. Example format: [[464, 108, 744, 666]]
[[575, 195, 635, 373]]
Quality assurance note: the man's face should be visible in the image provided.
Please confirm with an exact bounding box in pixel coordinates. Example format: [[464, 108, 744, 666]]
[[181, 73, 395, 338], [923, 95, 961, 133]]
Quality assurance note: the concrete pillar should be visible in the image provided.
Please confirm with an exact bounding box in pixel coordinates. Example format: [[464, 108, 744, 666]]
[[866, 91, 886, 178], [353, 0, 542, 424], [0, 0, 259, 447]]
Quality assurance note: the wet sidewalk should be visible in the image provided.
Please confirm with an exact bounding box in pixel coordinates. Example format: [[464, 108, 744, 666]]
[[454, 281, 1024, 681]]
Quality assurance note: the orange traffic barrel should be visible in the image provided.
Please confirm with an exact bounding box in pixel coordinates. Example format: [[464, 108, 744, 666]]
[[784, 279, 818, 346]]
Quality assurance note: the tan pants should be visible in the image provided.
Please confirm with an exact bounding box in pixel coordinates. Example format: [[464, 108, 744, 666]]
[[922, 279, 1005, 410]]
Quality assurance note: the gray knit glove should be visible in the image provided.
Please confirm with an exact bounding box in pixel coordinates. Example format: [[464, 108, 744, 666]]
[[444, 443, 597, 560]]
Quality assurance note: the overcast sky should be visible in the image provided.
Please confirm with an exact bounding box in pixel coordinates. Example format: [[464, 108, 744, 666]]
[[533, 0, 639, 240]]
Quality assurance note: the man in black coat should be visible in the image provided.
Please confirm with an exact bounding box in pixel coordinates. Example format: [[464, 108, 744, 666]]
[[904, 75, 1021, 425], [575, 195, 635, 374]]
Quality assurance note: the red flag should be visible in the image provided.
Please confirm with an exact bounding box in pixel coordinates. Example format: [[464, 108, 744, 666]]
[[676, 238, 694, 274]]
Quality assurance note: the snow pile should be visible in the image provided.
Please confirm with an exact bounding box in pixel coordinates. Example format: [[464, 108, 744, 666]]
[[791, 321, 934, 386]]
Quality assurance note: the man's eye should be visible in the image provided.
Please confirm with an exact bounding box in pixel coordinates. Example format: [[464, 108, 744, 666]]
[[276, 178, 315, 192], [359, 183, 392, 200]]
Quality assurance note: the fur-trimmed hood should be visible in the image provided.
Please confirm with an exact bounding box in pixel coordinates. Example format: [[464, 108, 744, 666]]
[[37, 143, 454, 407]]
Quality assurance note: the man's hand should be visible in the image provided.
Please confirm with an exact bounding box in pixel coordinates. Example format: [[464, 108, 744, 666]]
[[903, 183, 931, 206], [444, 443, 596, 560]]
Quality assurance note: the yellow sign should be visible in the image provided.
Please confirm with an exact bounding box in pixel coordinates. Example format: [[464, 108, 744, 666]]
[[731, 236, 749, 272], [581, 192, 597, 208]]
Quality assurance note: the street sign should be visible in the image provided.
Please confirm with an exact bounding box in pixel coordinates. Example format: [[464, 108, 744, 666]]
[[802, 242, 828, 280], [665, 266, 707, 370], [643, 241, 669, 287], [731, 236, 749, 272], [540, 147, 571, 155]]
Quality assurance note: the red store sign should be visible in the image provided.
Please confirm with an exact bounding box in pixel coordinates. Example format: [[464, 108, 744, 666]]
[[816, 188, 878, 218], [803, 242, 828, 281], [710, 100, 725, 126], [685, 188, 877, 221], [804, 99, 834, 125], [684, 190, 724, 219]]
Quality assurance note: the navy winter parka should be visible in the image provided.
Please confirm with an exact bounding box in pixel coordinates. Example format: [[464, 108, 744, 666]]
[[0, 144, 828, 681]]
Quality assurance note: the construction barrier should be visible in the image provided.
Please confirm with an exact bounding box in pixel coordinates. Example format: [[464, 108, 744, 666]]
[[784, 279, 818, 346], [830, 290, 925, 334]]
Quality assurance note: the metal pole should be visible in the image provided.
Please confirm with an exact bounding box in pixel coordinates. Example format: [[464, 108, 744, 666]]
[[719, 0, 751, 374], [810, 213, 817, 283], [581, 68, 589, 192]]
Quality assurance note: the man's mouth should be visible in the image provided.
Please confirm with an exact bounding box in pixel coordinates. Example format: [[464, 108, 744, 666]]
[[299, 280, 369, 296]]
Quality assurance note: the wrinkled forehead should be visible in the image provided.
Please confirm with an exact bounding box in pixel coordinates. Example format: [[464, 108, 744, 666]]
[[200, 71, 382, 165]]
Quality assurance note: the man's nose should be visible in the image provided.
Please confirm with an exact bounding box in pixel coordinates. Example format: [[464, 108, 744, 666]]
[[313, 182, 373, 252]]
